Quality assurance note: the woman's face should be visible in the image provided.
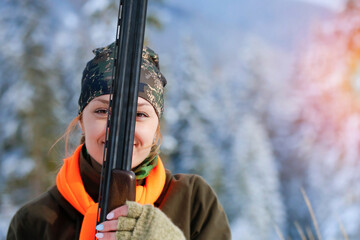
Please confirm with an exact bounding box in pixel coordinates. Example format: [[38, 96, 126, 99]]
[[80, 94, 159, 168]]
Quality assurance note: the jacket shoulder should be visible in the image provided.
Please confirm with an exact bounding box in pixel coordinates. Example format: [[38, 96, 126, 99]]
[[7, 186, 79, 240], [167, 172, 222, 207], [158, 170, 231, 240], [7, 188, 55, 239]]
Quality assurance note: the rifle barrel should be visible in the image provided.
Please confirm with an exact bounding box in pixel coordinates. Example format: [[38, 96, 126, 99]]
[[97, 0, 148, 224]]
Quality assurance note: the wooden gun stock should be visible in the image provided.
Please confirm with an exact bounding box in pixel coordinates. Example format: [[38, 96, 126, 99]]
[[107, 170, 136, 211]]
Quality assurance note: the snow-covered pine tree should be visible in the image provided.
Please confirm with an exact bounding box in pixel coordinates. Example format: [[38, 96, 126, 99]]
[[229, 114, 285, 240], [163, 36, 223, 187]]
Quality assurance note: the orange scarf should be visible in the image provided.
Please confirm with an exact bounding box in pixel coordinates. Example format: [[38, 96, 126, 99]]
[[56, 145, 166, 240]]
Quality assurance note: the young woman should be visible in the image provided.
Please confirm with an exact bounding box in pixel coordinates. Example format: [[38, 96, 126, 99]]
[[7, 43, 231, 240]]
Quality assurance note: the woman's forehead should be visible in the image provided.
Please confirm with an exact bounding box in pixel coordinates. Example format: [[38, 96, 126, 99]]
[[137, 97, 152, 106], [91, 94, 110, 104], [91, 95, 151, 106]]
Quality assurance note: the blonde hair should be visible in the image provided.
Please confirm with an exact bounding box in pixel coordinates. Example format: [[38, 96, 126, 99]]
[[50, 114, 83, 157], [148, 125, 162, 159]]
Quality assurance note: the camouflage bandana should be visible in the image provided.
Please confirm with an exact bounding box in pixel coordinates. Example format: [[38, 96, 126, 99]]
[[132, 154, 159, 180], [78, 42, 167, 118]]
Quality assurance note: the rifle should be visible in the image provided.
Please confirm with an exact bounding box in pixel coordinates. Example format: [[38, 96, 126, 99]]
[[97, 0, 148, 224]]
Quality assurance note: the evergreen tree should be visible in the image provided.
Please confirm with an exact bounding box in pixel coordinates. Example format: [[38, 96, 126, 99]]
[[163, 37, 222, 185], [230, 115, 285, 239]]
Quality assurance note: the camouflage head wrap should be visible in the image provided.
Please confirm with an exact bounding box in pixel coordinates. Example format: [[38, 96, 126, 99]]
[[78, 42, 167, 118]]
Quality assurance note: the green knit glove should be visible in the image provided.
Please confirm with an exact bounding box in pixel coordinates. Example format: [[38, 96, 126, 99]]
[[116, 201, 186, 240]]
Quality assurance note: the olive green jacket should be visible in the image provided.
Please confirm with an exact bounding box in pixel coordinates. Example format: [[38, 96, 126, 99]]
[[7, 151, 231, 240]]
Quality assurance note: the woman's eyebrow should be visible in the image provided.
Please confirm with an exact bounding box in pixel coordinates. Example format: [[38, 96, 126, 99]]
[[94, 99, 109, 104], [137, 102, 152, 107]]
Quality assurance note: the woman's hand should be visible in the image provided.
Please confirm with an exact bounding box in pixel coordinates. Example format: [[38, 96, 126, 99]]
[[95, 204, 130, 240], [95, 201, 185, 240]]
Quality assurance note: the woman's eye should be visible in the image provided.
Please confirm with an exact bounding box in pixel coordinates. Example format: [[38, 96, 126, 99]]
[[137, 112, 149, 118], [95, 109, 108, 115]]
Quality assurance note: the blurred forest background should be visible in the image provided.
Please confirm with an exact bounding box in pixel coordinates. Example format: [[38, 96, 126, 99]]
[[1, 0, 360, 239]]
